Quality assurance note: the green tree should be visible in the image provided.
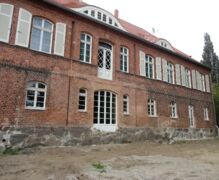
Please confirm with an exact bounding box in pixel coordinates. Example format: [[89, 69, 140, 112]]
[[201, 33, 219, 83]]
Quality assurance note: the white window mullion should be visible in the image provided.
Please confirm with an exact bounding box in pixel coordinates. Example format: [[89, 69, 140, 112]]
[[110, 93, 112, 124], [104, 91, 107, 124], [97, 91, 100, 124]]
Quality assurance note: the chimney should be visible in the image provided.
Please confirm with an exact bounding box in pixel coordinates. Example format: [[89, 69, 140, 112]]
[[114, 9, 119, 18], [54, 0, 81, 5]]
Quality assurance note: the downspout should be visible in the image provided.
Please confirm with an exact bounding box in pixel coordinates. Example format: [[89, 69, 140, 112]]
[[66, 21, 75, 126], [134, 43, 138, 127]]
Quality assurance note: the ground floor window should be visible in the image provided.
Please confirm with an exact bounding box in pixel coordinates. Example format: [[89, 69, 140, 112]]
[[204, 107, 209, 121], [170, 102, 178, 118], [188, 105, 195, 127], [123, 95, 129, 114], [148, 99, 156, 117], [78, 89, 87, 111], [25, 81, 47, 110], [93, 91, 116, 125]]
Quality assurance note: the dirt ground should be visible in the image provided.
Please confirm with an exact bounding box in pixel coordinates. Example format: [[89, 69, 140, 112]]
[[0, 139, 219, 180]]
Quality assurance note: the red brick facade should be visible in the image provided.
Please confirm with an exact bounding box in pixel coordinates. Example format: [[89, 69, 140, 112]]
[[0, 0, 216, 131]]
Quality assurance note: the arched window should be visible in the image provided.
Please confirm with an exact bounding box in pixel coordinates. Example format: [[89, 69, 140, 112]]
[[80, 33, 92, 63], [30, 17, 53, 53], [78, 88, 87, 111], [25, 82, 47, 110]]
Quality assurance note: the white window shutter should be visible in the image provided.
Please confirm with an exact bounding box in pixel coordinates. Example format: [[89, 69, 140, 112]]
[[156, 57, 162, 80], [139, 50, 145, 76], [15, 8, 32, 47], [0, 3, 14, 43], [54, 23, 66, 56], [192, 70, 197, 89], [175, 64, 181, 85], [162, 58, 167, 82], [205, 74, 210, 92], [181, 65, 186, 86], [196, 71, 202, 91]]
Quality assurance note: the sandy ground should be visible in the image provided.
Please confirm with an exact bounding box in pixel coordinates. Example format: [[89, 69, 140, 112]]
[[0, 139, 219, 180]]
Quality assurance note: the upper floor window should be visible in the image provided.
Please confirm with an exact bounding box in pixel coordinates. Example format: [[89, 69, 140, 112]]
[[80, 33, 92, 63], [201, 74, 206, 91], [148, 99, 156, 117], [0, 3, 14, 43], [167, 62, 174, 84], [145, 55, 154, 79], [120, 47, 129, 73], [25, 81, 47, 110], [123, 95, 129, 114], [185, 69, 191, 88], [78, 89, 87, 111], [30, 17, 53, 53], [170, 102, 178, 118], [204, 107, 209, 121]]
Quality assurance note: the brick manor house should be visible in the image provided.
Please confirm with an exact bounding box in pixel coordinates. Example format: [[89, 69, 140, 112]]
[[0, 0, 216, 132]]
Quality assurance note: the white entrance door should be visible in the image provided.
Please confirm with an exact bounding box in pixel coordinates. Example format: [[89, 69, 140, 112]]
[[93, 91, 117, 132], [98, 42, 113, 80]]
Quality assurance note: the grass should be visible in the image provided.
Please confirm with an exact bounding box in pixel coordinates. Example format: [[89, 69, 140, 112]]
[[92, 162, 106, 173], [1, 148, 20, 156]]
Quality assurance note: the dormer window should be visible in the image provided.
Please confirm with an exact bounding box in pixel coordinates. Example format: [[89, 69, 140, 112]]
[[72, 6, 125, 31], [91, 10, 95, 17], [156, 39, 174, 51]]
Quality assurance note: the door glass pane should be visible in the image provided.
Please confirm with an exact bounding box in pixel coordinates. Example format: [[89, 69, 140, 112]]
[[98, 49, 103, 68]]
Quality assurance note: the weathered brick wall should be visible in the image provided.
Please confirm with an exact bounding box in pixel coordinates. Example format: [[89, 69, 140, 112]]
[[0, 0, 216, 130]]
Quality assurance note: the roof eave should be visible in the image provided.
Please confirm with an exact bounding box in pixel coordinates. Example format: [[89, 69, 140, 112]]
[[42, 0, 210, 71]]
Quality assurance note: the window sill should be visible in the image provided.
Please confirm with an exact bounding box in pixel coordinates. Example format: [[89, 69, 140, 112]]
[[25, 107, 46, 111], [123, 113, 130, 116], [148, 115, 157, 118], [171, 117, 178, 119], [78, 110, 87, 113]]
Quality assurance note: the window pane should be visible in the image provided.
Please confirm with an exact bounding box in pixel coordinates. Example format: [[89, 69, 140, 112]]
[[42, 31, 51, 52], [44, 21, 52, 30], [30, 28, 41, 51], [36, 102, 44, 107], [33, 17, 42, 27]]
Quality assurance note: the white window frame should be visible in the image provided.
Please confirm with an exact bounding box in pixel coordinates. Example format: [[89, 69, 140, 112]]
[[30, 17, 53, 54], [80, 33, 92, 63], [25, 82, 47, 110], [145, 55, 154, 79], [201, 74, 206, 92], [185, 69, 192, 88], [120, 46, 129, 73], [167, 62, 174, 84], [148, 99, 157, 117], [188, 105, 195, 128], [204, 107, 209, 121], [123, 95, 129, 115], [170, 102, 178, 118], [78, 89, 87, 112]]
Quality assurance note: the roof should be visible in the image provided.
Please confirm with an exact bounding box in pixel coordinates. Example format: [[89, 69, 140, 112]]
[[44, 0, 209, 70]]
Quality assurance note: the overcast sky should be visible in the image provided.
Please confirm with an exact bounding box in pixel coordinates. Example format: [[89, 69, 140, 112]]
[[84, 0, 219, 61]]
